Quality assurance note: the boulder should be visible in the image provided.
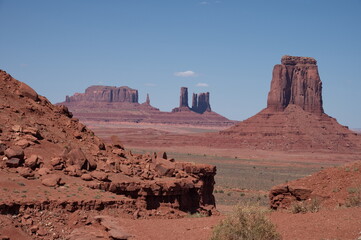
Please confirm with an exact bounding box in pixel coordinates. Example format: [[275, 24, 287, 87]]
[[269, 185, 313, 210], [15, 139, 31, 148], [94, 215, 131, 240], [41, 175, 63, 187], [5, 146, 24, 160], [90, 171, 109, 182], [23, 127, 42, 139], [64, 165, 81, 176], [65, 148, 96, 170], [37, 167, 50, 176], [6, 158, 22, 168], [81, 173, 93, 181], [153, 158, 175, 177], [17, 167, 35, 179], [24, 154, 39, 169], [16, 82, 39, 101]]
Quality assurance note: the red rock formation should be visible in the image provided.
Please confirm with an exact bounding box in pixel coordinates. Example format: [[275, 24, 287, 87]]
[[66, 85, 139, 103], [192, 92, 211, 114], [192, 93, 198, 110], [145, 93, 150, 105], [220, 56, 361, 152], [172, 87, 191, 113], [267, 55, 323, 115], [269, 160, 361, 210], [173, 88, 212, 114], [179, 87, 189, 108], [0, 69, 218, 232]]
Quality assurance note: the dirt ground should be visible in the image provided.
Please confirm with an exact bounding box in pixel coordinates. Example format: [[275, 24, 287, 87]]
[[88, 123, 361, 240]]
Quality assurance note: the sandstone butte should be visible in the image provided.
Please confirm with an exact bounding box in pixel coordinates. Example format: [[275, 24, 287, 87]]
[[0, 69, 218, 239], [255, 56, 361, 211], [219, 55, 361, 152], [59, 86, 235, 127]]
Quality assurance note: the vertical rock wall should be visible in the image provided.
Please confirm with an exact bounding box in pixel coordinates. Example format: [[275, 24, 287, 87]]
[[267, 55, 323, 115]]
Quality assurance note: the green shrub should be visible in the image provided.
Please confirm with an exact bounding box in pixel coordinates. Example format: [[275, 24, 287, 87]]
[[345, 195, 361, 207], [290, 198, 321, 214], [290, 201, 307, 214], [211, 203, 281, 240]]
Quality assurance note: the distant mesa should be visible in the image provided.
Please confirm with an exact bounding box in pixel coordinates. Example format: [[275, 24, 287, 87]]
[[220, 55, 361, 152], [172, 87, 211, 114], [60, 85, 234, 126], [65, 85, 139, 103]]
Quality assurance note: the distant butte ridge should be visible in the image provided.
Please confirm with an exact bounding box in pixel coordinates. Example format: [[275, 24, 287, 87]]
[[59, 86, 235, 126], [219, 55, 361, 152]]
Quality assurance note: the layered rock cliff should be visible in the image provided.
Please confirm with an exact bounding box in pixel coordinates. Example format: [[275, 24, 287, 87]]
[[267, 55, 323, 115], [66, 85, 139, 103]]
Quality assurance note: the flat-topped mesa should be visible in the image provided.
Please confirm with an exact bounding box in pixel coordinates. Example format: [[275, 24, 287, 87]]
[[267, 55, 324, 115], [65, 85, 139, 103]]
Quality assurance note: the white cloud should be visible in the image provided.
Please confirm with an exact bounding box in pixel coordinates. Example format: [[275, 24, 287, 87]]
[[200, 1, 209, 4], [196, 83, 209, 87], [174, 70, 197, 77]]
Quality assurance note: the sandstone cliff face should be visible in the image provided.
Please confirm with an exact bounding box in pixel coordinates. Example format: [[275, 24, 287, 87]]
[[267, 55, 323, 115], [66, 85, 139, 103]]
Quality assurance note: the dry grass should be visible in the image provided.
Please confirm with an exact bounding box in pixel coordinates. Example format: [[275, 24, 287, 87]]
[[210, 202, 281, 240], [290, 198, 321, 214]]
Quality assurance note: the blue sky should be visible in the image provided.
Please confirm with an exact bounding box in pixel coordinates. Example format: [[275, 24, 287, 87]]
[[0, 0, 360, 128]]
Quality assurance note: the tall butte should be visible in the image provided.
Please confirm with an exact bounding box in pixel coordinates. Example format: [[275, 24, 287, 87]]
[[220, 55, 361, 152], [267, 55, 323, 114]]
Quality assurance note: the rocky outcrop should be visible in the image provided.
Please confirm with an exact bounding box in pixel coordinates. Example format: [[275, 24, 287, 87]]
[[173, 87, 212, 114], [269, 160, 361, 210], [0, 69, 218, 230], [269, 185, 313, 210], [172, 87, 191, 112], [65, 85, 139, 103], [267, 55, 323, 115], [192, 92, 211, 114], [192, 93, 198, 110]]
